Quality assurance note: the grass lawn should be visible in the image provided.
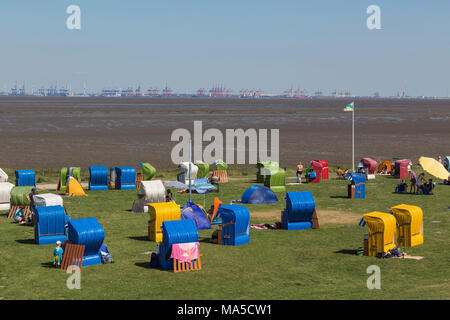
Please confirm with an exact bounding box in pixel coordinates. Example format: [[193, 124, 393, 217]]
[[0, 166, 449, 299]]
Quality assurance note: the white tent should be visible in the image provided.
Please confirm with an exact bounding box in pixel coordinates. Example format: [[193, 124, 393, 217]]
[[177, 162, 198, 185], [33, 193, 64, 207], [0, 182, 14, 210], [0, 168, 8, 183]]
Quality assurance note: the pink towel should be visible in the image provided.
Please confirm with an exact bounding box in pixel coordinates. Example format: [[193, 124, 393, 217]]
[[171, 242, 199, 262]]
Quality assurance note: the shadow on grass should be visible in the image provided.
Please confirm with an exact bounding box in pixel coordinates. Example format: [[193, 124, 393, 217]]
[[128, 236, 148, 242], [135, 262, 166, 272], [330, 196, 349, 199], [15, 239, 35, 245], [135, 262, 151, 269], [335, 249, 357, 255], [391, 192, 434, 196], [41, 262, 58, 269], [199, 237, 214, 244]]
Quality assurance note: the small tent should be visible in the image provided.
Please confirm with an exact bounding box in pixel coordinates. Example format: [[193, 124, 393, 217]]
[[67, 177, 87, 196], [241, 185, 278, 204], [377, 161, 393, 174], [181, 202, 211, 230], [0, 168, 8, 183]]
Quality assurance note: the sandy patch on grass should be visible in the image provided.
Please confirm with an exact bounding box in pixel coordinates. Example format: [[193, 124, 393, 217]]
[[37, 183, 88, 190], [251, 209, 361, 225]]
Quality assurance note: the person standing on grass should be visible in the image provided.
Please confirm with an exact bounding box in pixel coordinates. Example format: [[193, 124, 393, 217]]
[[296, 162, 303, 183], [409, 170, 417, 194], [438, 156, 442, 164]]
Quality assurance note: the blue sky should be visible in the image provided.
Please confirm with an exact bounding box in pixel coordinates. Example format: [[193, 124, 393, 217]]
[[1, 0, 449, 96]]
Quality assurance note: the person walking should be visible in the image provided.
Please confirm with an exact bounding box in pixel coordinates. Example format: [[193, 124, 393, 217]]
[[296, 162, 304, 183]]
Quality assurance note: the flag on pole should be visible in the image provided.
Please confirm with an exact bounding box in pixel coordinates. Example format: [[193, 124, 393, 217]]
[[344, 101, 354, 112], [358, 217, 366, 227]]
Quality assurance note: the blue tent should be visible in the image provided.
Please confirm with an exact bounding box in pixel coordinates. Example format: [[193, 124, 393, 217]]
[[241, 185, 278, 204], [181, 202, 211, 230]]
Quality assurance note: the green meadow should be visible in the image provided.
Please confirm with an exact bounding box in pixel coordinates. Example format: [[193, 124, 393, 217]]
[[0, 166, 449, 300]]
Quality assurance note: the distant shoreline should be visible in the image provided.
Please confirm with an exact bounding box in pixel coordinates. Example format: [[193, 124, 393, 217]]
[[1, 97, 448, 170]]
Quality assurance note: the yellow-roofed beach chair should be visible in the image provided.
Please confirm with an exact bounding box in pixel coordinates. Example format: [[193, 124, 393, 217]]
[[363, 212, 397, 257], [391, 204, 423, 247], [148, 202, 181, 242]]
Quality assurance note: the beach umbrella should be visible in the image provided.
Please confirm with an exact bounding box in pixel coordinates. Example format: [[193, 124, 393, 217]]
[[419, 156, 450, 180]]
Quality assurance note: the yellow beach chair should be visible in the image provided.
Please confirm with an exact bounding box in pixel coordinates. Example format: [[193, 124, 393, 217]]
[[148, 202, 181, 242], [363, 212, 397, 257], [391, 204, 423, 247]]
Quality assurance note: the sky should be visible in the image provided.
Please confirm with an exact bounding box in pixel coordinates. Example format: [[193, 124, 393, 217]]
[[1, 0, 450, 96]]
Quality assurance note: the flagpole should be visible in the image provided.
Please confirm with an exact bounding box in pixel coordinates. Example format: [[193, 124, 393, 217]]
[[352, 106, 355, 172], [189, 139, 192, 203]]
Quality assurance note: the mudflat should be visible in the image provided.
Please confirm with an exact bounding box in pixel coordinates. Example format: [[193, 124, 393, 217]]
[[1, 96, 448, 170]]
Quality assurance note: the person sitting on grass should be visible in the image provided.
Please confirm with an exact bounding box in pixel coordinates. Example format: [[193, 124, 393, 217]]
[[296, 162, 303, 183], [396, 180, 408, 193], [424, 179, 435, 194], [100, 244, 114, 263], [165, 189, 173, 202]]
